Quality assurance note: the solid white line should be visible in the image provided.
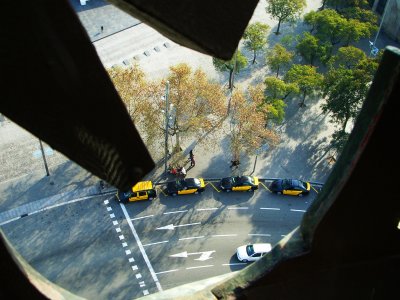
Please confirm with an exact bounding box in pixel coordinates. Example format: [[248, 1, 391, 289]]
[[228, 207, 248, 210], [163, 210, 188, 214], [175, 222, 201, 228], [131, 215, 154, 221], [0, 216, 22, 226], [260, 207, 280, 210], [142, 240, 169, 247], [211, 234, 237, 237], [248, 233, 271, 236], [120, 203, 162, 292], [222, 263, 247, 266], [196, 208, 219, 211], [155, 269, 180, 275], [290, 209, 306, 212], [186, 265, 214, 270], [179, 236, 204, 241]]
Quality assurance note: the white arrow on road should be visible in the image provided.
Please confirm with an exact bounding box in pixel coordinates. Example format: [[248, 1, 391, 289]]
[[156, 222, 201, 230], [170, 251, 215, 261]]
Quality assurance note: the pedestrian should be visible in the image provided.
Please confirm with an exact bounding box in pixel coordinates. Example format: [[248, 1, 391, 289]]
[[230, 159, 240, 169], [101, 26, 104, 32], [190, 157, 196, 167]]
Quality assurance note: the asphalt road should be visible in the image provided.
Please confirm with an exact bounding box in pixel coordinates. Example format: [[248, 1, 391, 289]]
[[1, 180, 321, 299]]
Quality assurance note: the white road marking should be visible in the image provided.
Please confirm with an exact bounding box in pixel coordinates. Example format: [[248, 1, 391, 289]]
[[110, 213, 115, 218], [143, 290, 149, 296], [157, 222, 201, 230], [281, 235, 286, 237], [170, 251, 215, 261], [139, 281, 146, 287], [113, 220, 118, 225], [290, 209, 306, 212], [186, 265, 214, 270], [163, 210, 188, 215], [116, 228, 121, 233], [0, 216, 21, 226], [104, 200, 109, 205], [107, 206, 112, 211], [155, 269, 179, 275], [196, 208, 219, 211], [132, 265, 138, 271], [136, 274, 142, 279], [119, 235, 125, 240], [125, 250, 132, 255], [129, 257, 135, 263], [248, 233, 271, 236], [222, 263, 247, 266], [228, 207, 248, 210], [260, 207, 280, 210], [211, 234, 237, 237], [121, 203, 162, 292], [131, 215, 154, 221], [179, 236, 204, 241], [142, 240, 169, 247], [122, 242, 127, 247]]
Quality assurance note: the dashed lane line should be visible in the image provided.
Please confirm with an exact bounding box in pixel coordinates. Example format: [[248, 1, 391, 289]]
[[222, 263, 247, 266], [131, 215, 154, 221], [143, 240, 169, 247], [196, 208, 219, 211], [186, 265, 214, 270], [211, 234, 237, 237], [163, 210, 188, 215], [179, 236, 205, 241], [155, 269, 180, 275], [290, 209, 306, 212], [120, 203, 163, 292], [260, 207, 280, 211]]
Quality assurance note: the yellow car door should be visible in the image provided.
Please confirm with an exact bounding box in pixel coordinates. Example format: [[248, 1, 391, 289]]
[[137, 191, 149, 201], [178, 188, 196, 195], [283, 189, 301, 196], [129, 192, 139, 202]]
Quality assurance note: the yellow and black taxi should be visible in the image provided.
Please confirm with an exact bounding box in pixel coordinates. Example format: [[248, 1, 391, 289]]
[[269, 179, 310, 196], [116, 181, 157, 202], [219, 176, 259, 192], [167, 178, 205, 196]]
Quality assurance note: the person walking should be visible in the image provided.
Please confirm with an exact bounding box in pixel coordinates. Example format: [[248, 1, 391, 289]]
[[189, 149, 195, 167], [101, 26, 104, 33]]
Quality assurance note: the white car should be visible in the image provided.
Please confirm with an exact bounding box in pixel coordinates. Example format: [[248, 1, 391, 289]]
[[236, 243, 272, 262]]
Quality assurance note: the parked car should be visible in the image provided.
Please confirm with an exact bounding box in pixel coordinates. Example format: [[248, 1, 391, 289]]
[[167, 178, 205, 196], [269, 179, 310, 196], [236, 243, 272, 262], [116, 181, 157, 203], [219, 175, 259, 192]]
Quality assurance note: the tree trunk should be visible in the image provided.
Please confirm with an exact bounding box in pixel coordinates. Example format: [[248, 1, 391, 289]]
[[275, 19, 282, 35], [276, 65, 280, 77], [228, 68, 234, 89], [174, 129, 181, 153], [299, 90, 307, 107], [310, 55, 315, 66], [252, 50, 256, 64]]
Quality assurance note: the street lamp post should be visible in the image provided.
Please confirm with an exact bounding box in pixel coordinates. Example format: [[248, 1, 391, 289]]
[[370, 0, 392, 57], [164, 81, 170, 175], [39, 139, 50, 176]]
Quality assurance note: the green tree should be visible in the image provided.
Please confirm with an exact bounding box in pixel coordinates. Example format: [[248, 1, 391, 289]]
[[243, 22, 270, 64], [266, 0, 306, 35], [328, 46, 366, 69], [285, 64, 324, 107], [213, 50, 248, 89], [296, 32, 331, 65], [162, 63, 227, 152], [304, 9, 347, 45], [230, 85, 279, 160], [263, 77, 299, 123], [341, 18, 373, 46], [321, 57, 378, 136], [265, 43, 294, 77]]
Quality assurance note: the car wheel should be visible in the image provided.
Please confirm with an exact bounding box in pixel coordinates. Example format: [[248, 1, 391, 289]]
[[172, 193, 177, 197], [298, 193, 303, 197], [226, 189, 231, 193], [149, 197, 154, 201], [195, 191, 199, 194], [277, 191, 282, 195], [242, 259, 248, 263]]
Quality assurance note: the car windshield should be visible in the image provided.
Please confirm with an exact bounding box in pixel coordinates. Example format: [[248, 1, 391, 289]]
[[176, 179, 187, 189], [246, 245, 255, 256], [240, 176, 253, 185]]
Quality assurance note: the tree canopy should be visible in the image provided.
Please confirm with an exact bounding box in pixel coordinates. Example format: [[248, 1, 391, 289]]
[[265, 43, 294, 77], [243, 22, 270, 64], [266, 0, 306, 35], [285, 64, 324, 107], [230, 85, 279, 160], [328, 46, 366, 69], [165, 63, 227, 152], [213, 50, 248, 89], [296, 32, 331, 65]]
